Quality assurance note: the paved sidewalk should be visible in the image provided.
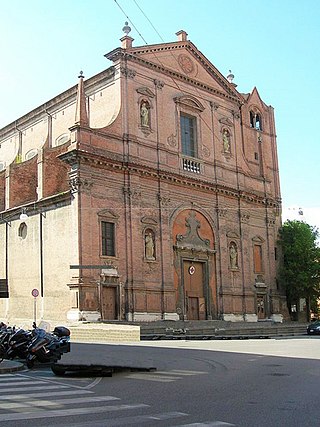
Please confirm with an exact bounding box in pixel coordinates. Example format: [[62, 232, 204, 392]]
[[128, 336, 320, 360], [0, 360, 24, 374]]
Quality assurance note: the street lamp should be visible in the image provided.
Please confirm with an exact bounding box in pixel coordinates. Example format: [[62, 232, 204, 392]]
[[19, 208, 28, 221]]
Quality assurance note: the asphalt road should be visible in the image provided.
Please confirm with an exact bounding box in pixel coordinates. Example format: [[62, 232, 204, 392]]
[[1, 336, 320, 427]]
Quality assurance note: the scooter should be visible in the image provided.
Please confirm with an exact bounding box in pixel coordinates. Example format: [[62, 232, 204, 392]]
[[26, 326, 70, 368], [5, 327, 33, 360], [0, 324, 15, 361]]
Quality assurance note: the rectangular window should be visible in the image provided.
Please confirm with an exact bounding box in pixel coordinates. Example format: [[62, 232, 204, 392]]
[[180, 113, 197, 157], [253, 245, 263, 273], [0, 279, 8, 298], [101, 221, 115, 256]]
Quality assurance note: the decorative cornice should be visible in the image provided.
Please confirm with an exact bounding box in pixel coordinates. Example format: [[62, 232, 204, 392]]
[[61, 149, 281, 210]]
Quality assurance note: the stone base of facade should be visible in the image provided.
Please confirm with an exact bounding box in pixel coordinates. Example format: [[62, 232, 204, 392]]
[[222, 313, 259, 322], [222, 314, 245, 322], [126, 312, 179, 322], [67, 309, 101, 322], [244, 314, 258, 322], [270, 314, 283, 323]]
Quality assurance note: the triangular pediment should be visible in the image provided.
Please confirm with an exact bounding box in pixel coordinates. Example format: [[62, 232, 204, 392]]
[[227, 230, 240, 239], [252, 235, 265, 243], [98, 209, 119, 220], [124, 40, 244, 104], [141, 216, 158, 225], [219, 117, 234, 127], [136, 87, 155, 98]]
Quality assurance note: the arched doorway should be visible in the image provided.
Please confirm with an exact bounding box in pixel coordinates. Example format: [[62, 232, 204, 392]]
[[173, 209, 216, 320]]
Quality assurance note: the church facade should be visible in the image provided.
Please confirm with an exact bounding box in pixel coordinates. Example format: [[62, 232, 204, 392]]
[[0, 28, 288, 325]]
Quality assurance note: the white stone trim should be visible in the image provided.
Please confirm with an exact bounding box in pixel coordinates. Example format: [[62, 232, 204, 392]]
[[270, 314, 283, 323]]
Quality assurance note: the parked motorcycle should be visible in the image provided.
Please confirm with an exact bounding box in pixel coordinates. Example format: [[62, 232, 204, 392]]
[[7, 326, 35, 360], [0, 322, 71, 368], [0, 325, 17, 361], [26, 325, 70, 368]]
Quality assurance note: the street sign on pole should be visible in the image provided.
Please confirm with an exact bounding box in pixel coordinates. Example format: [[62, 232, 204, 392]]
[[31, 288, 39, 326], [31, 288, 39, 298]]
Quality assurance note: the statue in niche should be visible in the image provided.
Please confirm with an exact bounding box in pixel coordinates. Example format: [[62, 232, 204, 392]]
[[145, 231, 155, 260], [140, 102, 149, 127], [223, 129, 231, 153], [229, 243, 238, 269]]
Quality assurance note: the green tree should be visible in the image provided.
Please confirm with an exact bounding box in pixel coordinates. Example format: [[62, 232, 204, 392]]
[[278, 220, 320, 321]]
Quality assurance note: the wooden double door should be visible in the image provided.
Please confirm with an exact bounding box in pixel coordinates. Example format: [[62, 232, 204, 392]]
[[183, 260, 207, 320]]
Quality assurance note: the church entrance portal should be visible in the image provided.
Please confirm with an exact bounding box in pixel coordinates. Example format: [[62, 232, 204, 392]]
[[183, 260, 206, 320], [173, 210, 217, 320]]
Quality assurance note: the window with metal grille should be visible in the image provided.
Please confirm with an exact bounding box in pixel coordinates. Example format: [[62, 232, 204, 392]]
[[101, 221, 115, 256], [180, 113, 197, 157]]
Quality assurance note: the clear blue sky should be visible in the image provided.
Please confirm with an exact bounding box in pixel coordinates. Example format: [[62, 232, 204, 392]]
[[1, 0, 319, 228]]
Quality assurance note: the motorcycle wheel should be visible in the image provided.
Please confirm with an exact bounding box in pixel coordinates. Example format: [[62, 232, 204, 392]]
[[26, 359, 34, 369], [51, 365, 66, 376]]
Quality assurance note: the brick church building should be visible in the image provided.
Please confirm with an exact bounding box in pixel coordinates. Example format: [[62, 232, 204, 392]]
[[0, 25, 288, 325]]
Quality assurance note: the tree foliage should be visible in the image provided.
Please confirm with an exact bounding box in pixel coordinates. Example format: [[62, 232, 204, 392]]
[[278, 220, 320, 306]]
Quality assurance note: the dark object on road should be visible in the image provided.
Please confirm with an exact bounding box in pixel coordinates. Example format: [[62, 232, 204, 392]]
[[51, 362, 155, 377], [307, 321, 320, 335]]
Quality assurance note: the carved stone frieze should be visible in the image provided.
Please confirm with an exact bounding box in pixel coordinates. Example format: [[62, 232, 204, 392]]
[[120, 66, 136, 79], [202, 145, 210, 158], [69, 177, 93, 194], [167, 134, 177, 147], [231, 110, 240, 120], [210, 101, 219, 110], [240, 211, 250, 223], [153, 79, 164, 89], [123, 186, 141, 202], [217, 208, 228, 218], [266, 217, 275, 227], [175, 211, 213, 254], [157, 193, 171, 207]]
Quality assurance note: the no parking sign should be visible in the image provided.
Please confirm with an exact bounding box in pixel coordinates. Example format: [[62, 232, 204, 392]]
[[31, 288, 39, 298]]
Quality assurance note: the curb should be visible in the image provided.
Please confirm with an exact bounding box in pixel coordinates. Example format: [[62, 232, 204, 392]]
[[0, 360, 25, 374]]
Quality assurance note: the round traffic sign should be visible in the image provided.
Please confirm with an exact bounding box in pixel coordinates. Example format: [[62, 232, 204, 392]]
[[31, 288, 39, 298]]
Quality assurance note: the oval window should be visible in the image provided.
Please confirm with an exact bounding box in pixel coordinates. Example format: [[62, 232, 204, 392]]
[[25, 149, 37, 160], [55, 133, 69, 147]]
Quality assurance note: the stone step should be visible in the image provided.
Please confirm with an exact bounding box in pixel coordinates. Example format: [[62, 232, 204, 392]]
[[68, 322, 308, 343]]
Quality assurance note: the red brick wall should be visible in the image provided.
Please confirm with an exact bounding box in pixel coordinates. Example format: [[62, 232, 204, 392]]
[[9, 157, 37, 207], [42, 143, 70, 198]]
